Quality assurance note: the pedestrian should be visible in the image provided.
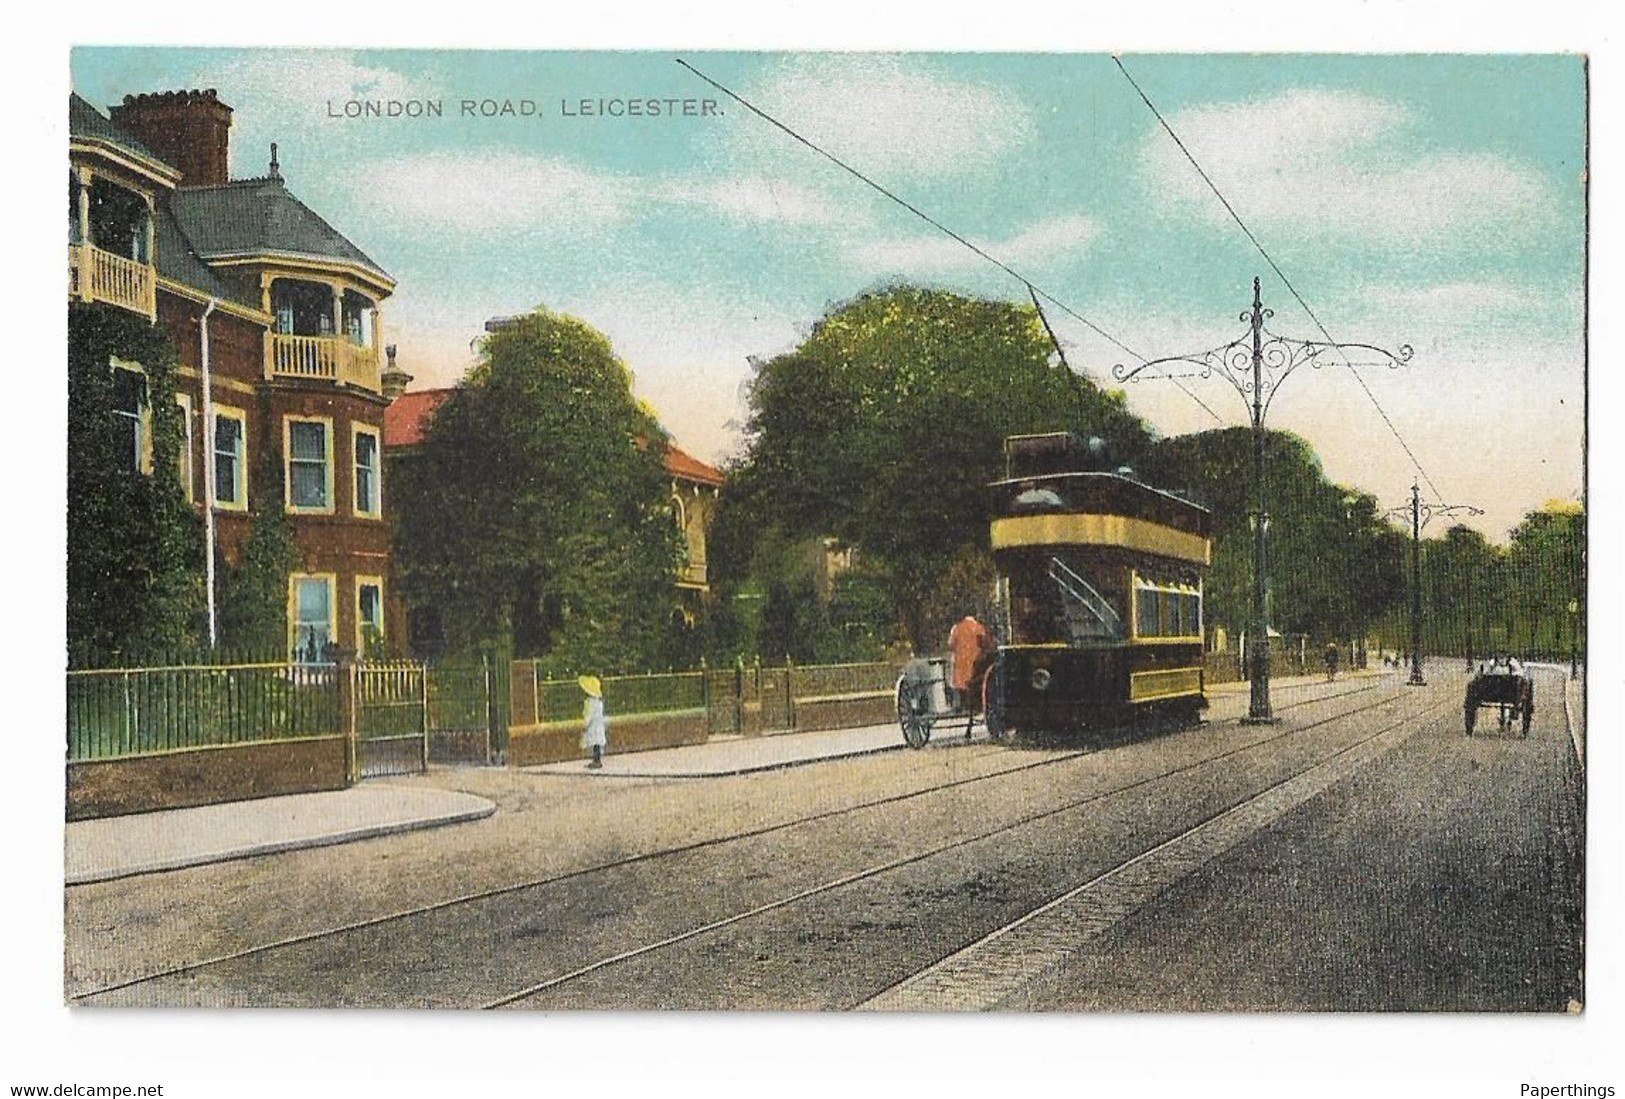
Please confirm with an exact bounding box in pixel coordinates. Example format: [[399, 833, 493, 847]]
[[1324, 641, 1340, 682], [949, 612, 998, 736], [579, 675, 607, 769]]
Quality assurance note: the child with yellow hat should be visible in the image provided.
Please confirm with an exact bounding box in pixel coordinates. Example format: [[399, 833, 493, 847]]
[[578, 675, 607, 769]]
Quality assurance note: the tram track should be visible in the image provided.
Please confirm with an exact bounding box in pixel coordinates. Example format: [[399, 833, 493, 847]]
[[486, 687, 1448, 1009], [69, 677, 1411, 1006]]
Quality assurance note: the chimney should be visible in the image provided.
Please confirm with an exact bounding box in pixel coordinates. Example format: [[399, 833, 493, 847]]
[[381, 345, 413, 403], [109, 90, 233, 187]]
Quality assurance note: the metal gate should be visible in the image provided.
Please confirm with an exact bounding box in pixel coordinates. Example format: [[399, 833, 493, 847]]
[[426, 654, 503, 763], [354, 661, 428, 778]]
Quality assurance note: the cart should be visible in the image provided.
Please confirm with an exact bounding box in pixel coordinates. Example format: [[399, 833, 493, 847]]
[[895, 656, 1006, 748], [1465, 663, 1534, 737]]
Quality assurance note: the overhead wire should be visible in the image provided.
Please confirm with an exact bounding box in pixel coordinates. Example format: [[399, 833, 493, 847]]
[[1112, 55, 1448, 502], [674, 57, 1226, 427]]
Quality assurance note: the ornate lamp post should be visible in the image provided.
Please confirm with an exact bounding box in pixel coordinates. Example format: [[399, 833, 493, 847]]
[[1384, 484, 1483, 686], [1115, 277, 1411, 723]]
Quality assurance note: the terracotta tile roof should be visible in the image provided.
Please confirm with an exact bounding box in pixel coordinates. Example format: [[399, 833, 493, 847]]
[[383, 387, 454, 449], [663, 444, 726, 487], [383, 386, 726, 486]]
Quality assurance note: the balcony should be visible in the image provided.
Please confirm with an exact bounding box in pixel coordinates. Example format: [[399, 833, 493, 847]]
[[266, 333, 381, 392], [69, 243, 156, 320], [677, 559, 709, 589]]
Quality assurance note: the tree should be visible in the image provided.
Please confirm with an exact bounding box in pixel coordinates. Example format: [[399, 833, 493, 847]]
[[67, 302, 204, 666], [392, 306, 681, 674], [1505, 503, 1585, 658], [217, 435, 301, 657], [1141, 427, 1407, 644], [731, 284, 1154, 649]]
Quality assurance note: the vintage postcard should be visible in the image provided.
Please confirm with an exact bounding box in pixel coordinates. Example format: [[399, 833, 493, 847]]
[[59, 45, 1585, 1035]]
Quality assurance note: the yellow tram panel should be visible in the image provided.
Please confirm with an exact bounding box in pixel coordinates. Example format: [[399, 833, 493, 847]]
[[990, 513, 1211, 566], [1128, 667, 1205, 703]]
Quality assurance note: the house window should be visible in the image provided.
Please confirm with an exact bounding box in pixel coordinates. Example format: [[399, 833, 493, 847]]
[[353, 425, 381, 517], [69, 172, 82, 244], [176, 393, 193, 501], [110, 364, 146, 472], [286, 418, 333, 512], [291, 574, 335, 663], [357, 577, 384, 656], [212, 407, 247, 510], [342, 290, 376, 347]]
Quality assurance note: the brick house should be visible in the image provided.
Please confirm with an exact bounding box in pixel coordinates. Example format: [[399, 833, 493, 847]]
[[382, 386, 726, 653], [70, 89, 407, 660]]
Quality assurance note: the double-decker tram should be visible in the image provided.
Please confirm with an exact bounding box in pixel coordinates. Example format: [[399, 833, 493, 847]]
[[987, 433, 1212, 739]]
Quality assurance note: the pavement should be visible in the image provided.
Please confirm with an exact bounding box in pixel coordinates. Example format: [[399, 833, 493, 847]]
[[65, 786, 496, 886], [63, 666, 1391, 886]]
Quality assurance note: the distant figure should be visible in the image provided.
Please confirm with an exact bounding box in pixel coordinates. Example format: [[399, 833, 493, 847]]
[[579, 675, 607, 769], [949, 614, 998, 732], [1324, 642, 1340, 682]]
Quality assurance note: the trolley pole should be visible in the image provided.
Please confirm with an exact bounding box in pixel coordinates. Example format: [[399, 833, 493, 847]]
[[1385, 486, 1483, 688], [1408, 483, 1425, 686], [1113, 276, 1412, 726], [1247, 279, 1272, 722]]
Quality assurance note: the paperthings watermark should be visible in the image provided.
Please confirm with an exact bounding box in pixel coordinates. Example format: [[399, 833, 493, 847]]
[[325, 96, 722, 120], [1521, 1087, 1616, 1098]]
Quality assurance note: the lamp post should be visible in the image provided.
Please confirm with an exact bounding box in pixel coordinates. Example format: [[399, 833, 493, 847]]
[[1344, 495, 1372, 670], [1115, 277, 1411, 723], [1568, 598, 1580, 679], [1384, 484, 1482, 686]]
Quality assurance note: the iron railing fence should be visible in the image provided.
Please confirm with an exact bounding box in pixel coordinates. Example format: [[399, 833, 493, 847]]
[[537, 669, 707, 723], [788, 661, 899, 700], [66, 662, 340, 763]]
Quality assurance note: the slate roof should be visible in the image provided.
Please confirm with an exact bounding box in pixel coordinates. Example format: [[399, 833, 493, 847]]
[[383, 386, 727, 486], [151, 204, 254, 307], [71, 92, 387, 305], [170, 179, 392, 287], [68, 93, 172, 171]]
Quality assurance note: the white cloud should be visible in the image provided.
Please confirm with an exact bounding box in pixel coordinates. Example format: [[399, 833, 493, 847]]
[[198, 51, 421, 136], [849, 213, 1100, 274], [354, 151, 635, 234], [345, 151, 862, 238], [1140, 89, 1556, 247], [652, 176, 850, 227], [728, 55, 1036, 181]]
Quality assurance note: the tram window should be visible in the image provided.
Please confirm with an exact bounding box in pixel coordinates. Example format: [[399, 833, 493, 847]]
[[1162, 591, 1180, 636], [1133, 579, 1203, 639], [1136, 588, 1159, 637]]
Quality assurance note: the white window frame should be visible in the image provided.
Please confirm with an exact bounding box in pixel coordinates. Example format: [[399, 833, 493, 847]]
[[352, 423, 382, 518], [284, 415, 335, 515], [211, 404, 248, 511]]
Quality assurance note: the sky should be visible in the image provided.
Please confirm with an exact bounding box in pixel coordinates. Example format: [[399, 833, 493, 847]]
[[70, 49, 1586, 543]]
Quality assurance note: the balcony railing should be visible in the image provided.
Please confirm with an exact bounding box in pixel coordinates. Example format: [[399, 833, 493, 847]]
[[266, 333, 381, 392], [69, 244, 156, 320]]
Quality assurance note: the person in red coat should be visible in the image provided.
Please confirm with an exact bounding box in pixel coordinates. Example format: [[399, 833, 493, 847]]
[[949, 614, 998, 723]]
